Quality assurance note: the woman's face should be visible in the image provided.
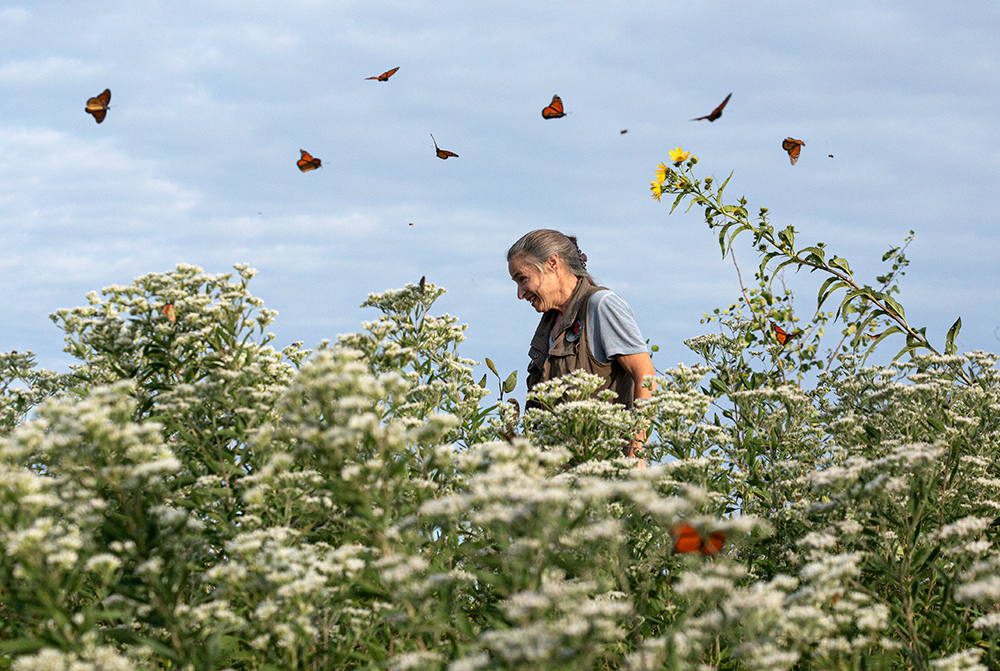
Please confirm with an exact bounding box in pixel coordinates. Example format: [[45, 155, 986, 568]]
[[508, 254, 561, 313]]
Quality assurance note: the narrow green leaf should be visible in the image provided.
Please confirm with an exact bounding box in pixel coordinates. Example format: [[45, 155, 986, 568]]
[[669, 191, 686, 214], [758, 251, 781, 278], [883, 296, 906, 322], [485, 357, 499, 378], [718, 171, 733, 192], [817, 277, 847, 310], [0, 638, 47, 655], [945, 317, 962, 355], [863, 424, 882, 445], [774, 258, 804, 275]]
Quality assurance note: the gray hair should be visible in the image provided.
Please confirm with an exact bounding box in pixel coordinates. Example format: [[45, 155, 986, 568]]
[[507, 229, 592, 282]]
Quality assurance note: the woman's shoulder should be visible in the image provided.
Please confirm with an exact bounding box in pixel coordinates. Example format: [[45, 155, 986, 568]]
[[590, 289, 634, 314]]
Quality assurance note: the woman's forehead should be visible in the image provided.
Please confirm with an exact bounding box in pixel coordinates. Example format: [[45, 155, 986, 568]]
[[508, 255, 533, 277]]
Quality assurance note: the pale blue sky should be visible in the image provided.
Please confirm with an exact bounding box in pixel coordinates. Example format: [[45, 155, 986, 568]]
[[1, 1, 998, 400]]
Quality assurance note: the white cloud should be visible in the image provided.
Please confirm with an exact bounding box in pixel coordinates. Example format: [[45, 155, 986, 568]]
[[0, 56, 96, 84], [0, 7, 30, 24]]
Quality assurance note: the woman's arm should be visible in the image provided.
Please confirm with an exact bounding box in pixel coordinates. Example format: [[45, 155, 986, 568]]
[[615, 352, 656, 461]]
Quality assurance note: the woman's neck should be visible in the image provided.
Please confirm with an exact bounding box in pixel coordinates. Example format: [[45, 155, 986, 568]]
[[551, 275, 582, 314]]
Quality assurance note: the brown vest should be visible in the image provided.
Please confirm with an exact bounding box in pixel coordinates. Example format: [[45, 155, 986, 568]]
[[525, 278, 635, 409]]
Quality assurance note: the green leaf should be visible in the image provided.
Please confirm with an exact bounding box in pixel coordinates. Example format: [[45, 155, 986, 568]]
[[669, 191, 686, 214], [718, 171, 733, 193], [485, 357, 499, 379], [799, 246, 826, 263], [0, 638, 47, 655], [774, 257, 804, 275], [777, 226, 795, 249], [709, 377, 728, 396], [945, 317, 962, 355], [502, 369, 517, 394], [828, 256, 852, 277], [869, 326, 903, 346], [817, 277, 848, 310], [758, 251, 781, 278], [883, 296, 906, 322]]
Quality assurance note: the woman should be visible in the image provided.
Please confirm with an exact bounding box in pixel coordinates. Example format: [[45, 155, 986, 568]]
[[507, 229, 655, 458]]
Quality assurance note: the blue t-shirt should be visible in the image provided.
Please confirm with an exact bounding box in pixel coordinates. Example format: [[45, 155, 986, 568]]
[[586, 290, 648, 364]]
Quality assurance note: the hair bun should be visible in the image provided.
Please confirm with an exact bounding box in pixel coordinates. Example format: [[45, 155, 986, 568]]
[[567, 236, 587, 270]]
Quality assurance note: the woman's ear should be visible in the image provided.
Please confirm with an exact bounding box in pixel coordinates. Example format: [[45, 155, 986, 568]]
[[545, 254, 561, 273]]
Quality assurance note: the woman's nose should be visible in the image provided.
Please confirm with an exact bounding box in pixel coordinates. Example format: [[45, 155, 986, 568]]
[[517, 285, 525, 300]]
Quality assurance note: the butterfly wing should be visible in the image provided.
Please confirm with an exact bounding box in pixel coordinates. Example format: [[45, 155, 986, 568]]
[[430, 134, 457, 159], [297, 149, 322, 171], [771, 321, 802, 345], [541, 94, 566, 119], [692, 93, 731, 121], [86, 89, 111, 110], [367, 67, 399, 81], [782, 137, 804, 165], [85, 89, 111, 123], [671, 523, 703, 554], [772, 322, 790, 345], [86, 108, 107, 123], [701, 531, 726, 555], [161, 303, 176, 322]]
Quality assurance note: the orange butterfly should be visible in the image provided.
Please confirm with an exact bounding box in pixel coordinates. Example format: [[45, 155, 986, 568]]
[[691, 93, 731, 122], [672, 522, 726, 555], [771, 321, 803, 345], [161, 303, 176, 322], [297, 149, 322, 172], [782, 137, 805, 165], [430, 134, 458, 159], [365, 67, 399, 81], [85, 88, 111, 124], [541, 94, 566, 119]]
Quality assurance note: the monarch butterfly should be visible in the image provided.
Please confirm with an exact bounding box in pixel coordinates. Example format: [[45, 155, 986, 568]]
[[782, 137, 805, 165], [541, 94, 566, 119], [297, 149, 322, 172], [365, 67, 399, 81], [671, 522, 726, 555], [161, 303, 176, 322], [691, 92, 731, 122], [771, 321, 803, 345], [85, 88, 111, 123], [430, 134, 458, 159]]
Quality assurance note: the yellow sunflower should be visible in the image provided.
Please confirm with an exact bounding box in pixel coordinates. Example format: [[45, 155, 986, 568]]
[[650, 180, 663, 201], [669, 146, 691, 164], [654, 162, 669, 185]]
